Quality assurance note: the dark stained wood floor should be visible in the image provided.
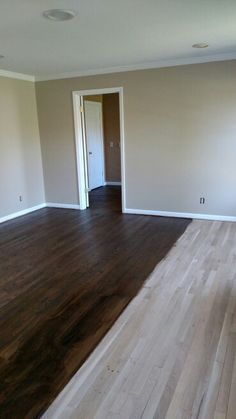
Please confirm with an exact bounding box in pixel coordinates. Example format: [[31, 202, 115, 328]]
[[0, 186, 191, 418]]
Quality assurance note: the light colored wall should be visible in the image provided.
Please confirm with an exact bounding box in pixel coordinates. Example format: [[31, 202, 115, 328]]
[[36, 60, 236, 216], [0, 76, 45, 218], [103, 93, 121, 182]]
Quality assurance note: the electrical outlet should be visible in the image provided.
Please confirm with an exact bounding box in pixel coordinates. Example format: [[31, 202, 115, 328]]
[[19, 195, 23, 202], [200, 197, 205, 204]]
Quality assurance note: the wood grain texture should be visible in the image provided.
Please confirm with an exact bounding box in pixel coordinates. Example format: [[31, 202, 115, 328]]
[[43, 218, 236, 419], [0, 186, 190, 418]]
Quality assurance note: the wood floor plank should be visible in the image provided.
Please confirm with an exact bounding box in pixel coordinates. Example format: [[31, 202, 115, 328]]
[[0, 186, 190, 418], [43, 218, 236, 419]]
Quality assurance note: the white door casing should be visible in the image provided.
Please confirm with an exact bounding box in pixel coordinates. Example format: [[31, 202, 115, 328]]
[[72, 87, 125, 212]]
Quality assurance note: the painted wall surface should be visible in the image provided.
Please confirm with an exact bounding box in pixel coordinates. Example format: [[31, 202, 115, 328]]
[[0, 77, 45, 218], [36, 60, 236, 216], [103, 93, 121, 182]]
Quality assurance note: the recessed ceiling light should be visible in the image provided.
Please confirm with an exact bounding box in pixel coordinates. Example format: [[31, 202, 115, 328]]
[[42, 9, 76, 22], [192, 43, 209, 49]]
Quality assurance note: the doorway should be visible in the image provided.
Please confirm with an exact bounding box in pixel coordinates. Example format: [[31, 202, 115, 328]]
[[84, 99, 105, 191], [73, 88, 125, 212]]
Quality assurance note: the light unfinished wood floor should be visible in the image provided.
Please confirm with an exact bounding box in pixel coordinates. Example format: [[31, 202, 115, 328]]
[[43, 220, 236, 419]]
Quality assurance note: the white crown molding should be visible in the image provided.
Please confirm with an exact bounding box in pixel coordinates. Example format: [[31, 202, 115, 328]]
[[124, 208, 236, 222], [0, 69, 35, 82], [1, 52, 235, 83], [35, 52, 236, 82]]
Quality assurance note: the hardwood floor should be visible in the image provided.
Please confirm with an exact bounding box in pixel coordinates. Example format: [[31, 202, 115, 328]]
[[89, 184, 122, 212], [0, 186, 190, 418], [43, 219, 236, 419]]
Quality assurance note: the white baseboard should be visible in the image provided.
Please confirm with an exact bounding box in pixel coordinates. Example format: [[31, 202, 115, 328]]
[[0, 203, 46, 224], [2, 203, 235, 225], [46, 203, 80, 210], [124, 208, 236, 222], [104, 182, 121, 186], [0, 202, 81, 224]]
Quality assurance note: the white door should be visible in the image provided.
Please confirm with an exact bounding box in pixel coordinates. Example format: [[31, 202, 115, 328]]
[[84, 101, 104, 190]]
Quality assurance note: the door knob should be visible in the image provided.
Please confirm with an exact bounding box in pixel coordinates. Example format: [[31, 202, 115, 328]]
[[89, 151, 92, 155]]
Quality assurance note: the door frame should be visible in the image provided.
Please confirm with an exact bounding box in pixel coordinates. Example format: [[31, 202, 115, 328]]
[[72, 87, 126, 211]]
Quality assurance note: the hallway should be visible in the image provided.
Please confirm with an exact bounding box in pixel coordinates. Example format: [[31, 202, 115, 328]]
[[89, 185, 121, 213]]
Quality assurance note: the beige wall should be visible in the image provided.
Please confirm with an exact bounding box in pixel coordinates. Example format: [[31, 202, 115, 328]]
[[0, 77, 45, 218], [103, 93, 121, 182], [36, 60, 236, 216]]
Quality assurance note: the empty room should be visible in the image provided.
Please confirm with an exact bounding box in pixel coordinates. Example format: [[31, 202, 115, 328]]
[[1, 1, 236, 418]]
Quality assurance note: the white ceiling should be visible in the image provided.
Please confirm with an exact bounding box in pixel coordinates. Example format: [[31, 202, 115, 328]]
[[0, 0, 236, 80]]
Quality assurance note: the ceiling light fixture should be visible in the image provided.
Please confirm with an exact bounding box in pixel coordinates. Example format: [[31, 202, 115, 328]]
[[192, 43, 209, 49], [43, 9, 76, 22]]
